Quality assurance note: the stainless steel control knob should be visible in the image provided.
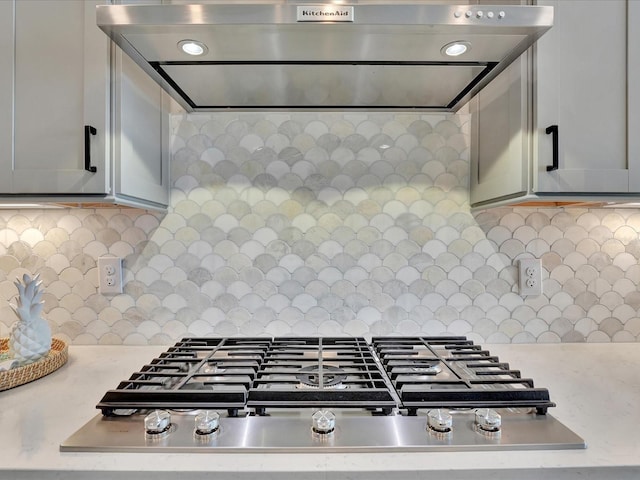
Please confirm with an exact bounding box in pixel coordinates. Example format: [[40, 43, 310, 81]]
[[474, 408, 501, 434], [312, 410, 336, 434], [427, 409, 453, 434], [194, 410, 220, 436], [144, 410, 172, 436]]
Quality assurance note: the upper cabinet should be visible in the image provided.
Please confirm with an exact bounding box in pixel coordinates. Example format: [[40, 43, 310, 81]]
[[471, 0, 639, 208], [11, 0, 109, 195], [112, 49, 170, 208], [0, 1, 14, 193], [0, 0, 169, 210]]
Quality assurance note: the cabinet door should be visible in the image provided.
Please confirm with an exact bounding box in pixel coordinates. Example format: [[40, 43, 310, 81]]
[[12, 0, 108, 194], [534, 0, 631, 193], [630, 0, 640, 189], [113, 50, 169, 207], [0, 1, 13, 192], [470, 55, 531, 207]]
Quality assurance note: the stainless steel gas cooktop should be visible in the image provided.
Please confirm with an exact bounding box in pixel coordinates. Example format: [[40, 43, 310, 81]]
[[61, 336, 585, 453]]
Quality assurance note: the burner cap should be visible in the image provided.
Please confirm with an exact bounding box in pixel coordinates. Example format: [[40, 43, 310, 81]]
[[296, 365, 347, 388], [411, 361, 442, 374]]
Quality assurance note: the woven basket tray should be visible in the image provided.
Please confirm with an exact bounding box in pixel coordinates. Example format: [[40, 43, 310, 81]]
[[0, 338, 68, 391]]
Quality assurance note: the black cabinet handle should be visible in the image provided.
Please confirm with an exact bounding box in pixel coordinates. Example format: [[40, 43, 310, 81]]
[[84, 125, 97, 173], [545, 124, 559, 172]]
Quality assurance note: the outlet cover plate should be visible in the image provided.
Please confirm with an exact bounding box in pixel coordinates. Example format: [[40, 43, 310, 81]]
[[518, 258, 542, 296], [98, 256, 123, 294]]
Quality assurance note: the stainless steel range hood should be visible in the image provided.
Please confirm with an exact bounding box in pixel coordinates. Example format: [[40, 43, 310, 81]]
[[97, 2, 553, 112]]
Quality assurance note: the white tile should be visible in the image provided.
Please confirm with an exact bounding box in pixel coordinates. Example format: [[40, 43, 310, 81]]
[[613, 252, 637, 271], [291, 293, 318, 313], [5, 113, 640, 345], [624, 317, 640, 336]]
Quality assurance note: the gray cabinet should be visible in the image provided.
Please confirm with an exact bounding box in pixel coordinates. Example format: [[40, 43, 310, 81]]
[[0, 1, 14, 193], [471, 0, 639, 208], [470, 52, 531, 206], [12, 0, 108, 195], [0, 0, 169, 210], [630, 0, 640, 187], [112, 50, 169, 208]]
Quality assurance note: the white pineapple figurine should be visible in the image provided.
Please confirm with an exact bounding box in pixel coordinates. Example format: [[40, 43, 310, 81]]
[[9, 274, 51, 365]]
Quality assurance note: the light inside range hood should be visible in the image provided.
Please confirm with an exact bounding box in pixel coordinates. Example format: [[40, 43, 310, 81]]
[[97, 2, 553, 112]]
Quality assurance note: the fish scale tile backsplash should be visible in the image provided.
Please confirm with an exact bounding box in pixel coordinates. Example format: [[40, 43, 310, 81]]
[[1, 112, 640, 344]]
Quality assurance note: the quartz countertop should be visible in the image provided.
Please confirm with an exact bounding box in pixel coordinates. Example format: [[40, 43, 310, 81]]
[[1, 343, 639, 480]]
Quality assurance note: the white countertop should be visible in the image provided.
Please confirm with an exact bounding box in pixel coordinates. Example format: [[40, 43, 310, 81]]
[[1, 343, 639, 480]]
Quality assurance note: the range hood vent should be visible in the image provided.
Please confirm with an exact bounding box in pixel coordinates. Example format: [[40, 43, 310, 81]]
[[97, 2, 552, 112]]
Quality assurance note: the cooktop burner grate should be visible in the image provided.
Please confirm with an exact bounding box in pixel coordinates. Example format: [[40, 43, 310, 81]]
[[97, 337, 271, 416], [64, 336, 588, 454], [371, 336, 555, 414], [96, 336, 556, 417], [247, 337, 397, 414]]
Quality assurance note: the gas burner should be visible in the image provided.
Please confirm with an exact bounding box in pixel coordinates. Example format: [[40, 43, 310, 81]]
[[64, 336, 587, 453], [201, 363, 225, 374], [296, 365, 347, 389], [411, 361, 442, 375], [372, 336, 557, 415]]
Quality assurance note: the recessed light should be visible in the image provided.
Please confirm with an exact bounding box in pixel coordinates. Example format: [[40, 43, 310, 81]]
[[441, 41, 471, 57], [177, 40, 208, 56]]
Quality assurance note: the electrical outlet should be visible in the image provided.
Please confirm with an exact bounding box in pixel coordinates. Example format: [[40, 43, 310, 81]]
[[518, 258, 542, 296], [98, 256, 123, 294]]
